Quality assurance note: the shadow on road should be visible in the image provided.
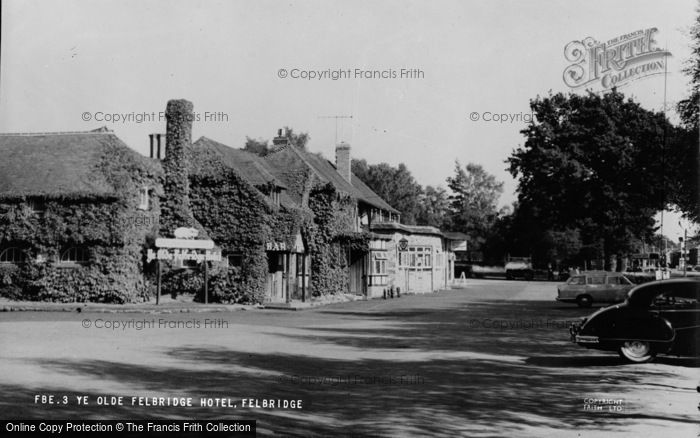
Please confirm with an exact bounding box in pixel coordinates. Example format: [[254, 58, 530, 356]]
[[3, 293, 697, 436]]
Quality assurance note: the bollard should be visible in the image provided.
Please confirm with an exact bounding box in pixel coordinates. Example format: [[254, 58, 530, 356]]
[[397, 287, 401, 298]]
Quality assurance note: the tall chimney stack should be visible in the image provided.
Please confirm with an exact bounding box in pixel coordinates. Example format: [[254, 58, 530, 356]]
[[160, 99, 195, 233], [335, 141, 351, 183]]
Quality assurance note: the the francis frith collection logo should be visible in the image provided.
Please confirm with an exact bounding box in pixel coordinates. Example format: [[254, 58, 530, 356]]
[[563, 28, 671, 89]]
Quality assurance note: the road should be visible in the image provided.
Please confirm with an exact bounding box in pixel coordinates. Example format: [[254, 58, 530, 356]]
[[0, 280, 698, 437]]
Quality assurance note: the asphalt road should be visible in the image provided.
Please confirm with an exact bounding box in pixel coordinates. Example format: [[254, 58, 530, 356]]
[[1, 280, 698, 437]]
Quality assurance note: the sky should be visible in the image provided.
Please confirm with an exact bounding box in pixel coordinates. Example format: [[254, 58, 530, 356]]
[[1, 0, 698, 240]]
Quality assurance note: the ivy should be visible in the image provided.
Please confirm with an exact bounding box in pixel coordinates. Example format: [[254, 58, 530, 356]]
[[305, 182, 365, 296], [0, 138, 161, 302]]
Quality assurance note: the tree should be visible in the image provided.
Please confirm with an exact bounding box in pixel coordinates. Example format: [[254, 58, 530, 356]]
[[507, 90, 683, 269], [351, 159, 423, 224], [446, 161, 504, 250], [415, 185, 450, 229], [243, 127, 310, 157], [243, 137, 270, 156], [677, 3, 700, 129], [676, 4, 700, 222], [282, 126, 310, 150]]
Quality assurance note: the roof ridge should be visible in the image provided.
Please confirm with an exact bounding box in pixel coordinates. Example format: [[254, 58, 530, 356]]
[[0, 129, 114, 137]]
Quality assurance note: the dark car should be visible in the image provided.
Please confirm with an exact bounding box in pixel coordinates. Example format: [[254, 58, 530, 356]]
[[569, 278, 700, 363]]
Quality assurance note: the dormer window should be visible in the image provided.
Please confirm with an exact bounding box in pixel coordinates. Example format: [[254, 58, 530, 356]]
[[138, 186, 150, 210], [269, 189, 281, 206]]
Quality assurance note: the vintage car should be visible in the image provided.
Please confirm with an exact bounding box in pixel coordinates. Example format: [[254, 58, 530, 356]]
[[556, 271, 634, 307], [570, 278, 700, 363], [505, 257, 533, 280]]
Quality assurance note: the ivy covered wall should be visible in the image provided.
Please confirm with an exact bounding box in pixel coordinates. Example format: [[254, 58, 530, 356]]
[[186, 148, 272, 303], [0, 138, 162, 303], [306, 182, 368, 296]]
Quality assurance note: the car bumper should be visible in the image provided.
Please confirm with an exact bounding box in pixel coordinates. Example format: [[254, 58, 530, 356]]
[[569, 322, 599, 344], [556, 296, 576, 303]]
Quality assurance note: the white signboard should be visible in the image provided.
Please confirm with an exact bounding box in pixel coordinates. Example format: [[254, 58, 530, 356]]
[[155, 238, 215, 249], [173, 227, 199, 239], [147, 248, 221, 263]]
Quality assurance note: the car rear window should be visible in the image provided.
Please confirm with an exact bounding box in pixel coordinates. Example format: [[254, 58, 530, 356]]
[[607, 276, 621, 284]]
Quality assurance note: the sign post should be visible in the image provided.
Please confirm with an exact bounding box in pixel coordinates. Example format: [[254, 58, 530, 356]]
[[204, 261, 209, 304], [156, 260, 161, 305], [149, 237, 220, 305]]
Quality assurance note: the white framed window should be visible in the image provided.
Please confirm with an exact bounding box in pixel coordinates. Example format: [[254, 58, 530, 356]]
[[138, 187, 150, 210], [370, 240, 387, 250], [0, 247, 27, 264], [372, 252, 387, 274], [368, 251, 388, 286], [59, 247, 90, 266], [399, 246, 432, 269]]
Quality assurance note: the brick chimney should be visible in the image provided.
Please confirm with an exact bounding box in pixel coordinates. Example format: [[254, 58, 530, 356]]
[[272, 128, 289, 148], [335, 141, 351, 183], [149, 133, 165, 159]]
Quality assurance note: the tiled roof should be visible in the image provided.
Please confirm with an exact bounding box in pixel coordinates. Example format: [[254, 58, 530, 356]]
[[267, 145, 399, 213], [0, 128, 149, 199]]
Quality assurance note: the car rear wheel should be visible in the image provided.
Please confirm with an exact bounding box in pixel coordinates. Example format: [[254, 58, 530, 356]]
[[576, 295, 592, 308], [619, 341, 655, 363]]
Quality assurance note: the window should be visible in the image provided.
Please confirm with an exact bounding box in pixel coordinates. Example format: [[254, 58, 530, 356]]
[[567, 276, 585, 285], [370, 240, 387, 250], [651, 292, 699, 308], [607, 276, 631, 285], [399, 246, 432, 269], [27, 198, 46, 214], [269, 189, 281, 206], [228, 253, 243, 268], [138, 187, 150, 210], [372, 252, 387, 274], [607, 276, 621, 285], [59, 247, 90, 266], [587, 276, 605, 285], [0, 247, 27, 264]]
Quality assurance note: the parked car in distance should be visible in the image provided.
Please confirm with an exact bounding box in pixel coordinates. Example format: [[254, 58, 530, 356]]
[[556, 271, 634, 307], [570, 278, 700, 363], [505, 256, 533, 280]]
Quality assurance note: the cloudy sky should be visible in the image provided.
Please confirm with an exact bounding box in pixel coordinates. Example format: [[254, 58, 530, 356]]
[[1, 0, 697, 238]]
